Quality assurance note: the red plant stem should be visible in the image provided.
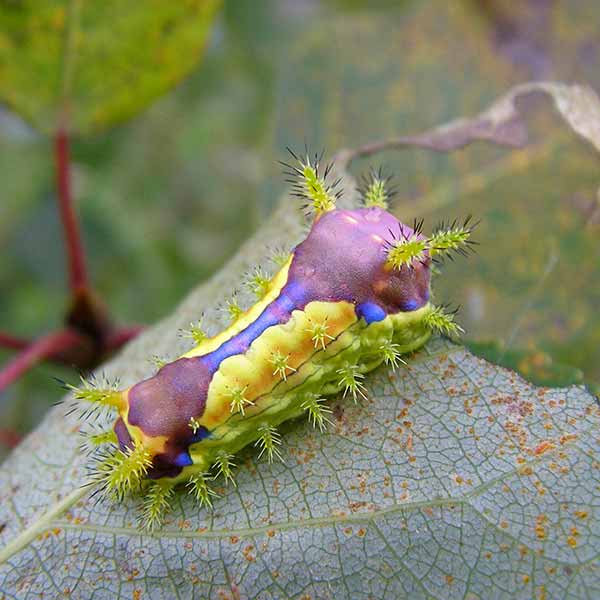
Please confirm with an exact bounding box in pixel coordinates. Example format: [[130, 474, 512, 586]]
[[104, 325, 145, 352], [55, 129, 88, 292], [0, 329, 82, 393], [0, 429, 22, 449], [0, 333, 30, 352]]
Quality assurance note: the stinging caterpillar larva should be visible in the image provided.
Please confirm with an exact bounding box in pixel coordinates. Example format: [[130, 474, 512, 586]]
[[69, 149, 476, 530]]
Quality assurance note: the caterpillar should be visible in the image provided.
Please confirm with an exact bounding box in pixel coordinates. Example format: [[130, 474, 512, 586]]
[[69, 150, 475, 529]]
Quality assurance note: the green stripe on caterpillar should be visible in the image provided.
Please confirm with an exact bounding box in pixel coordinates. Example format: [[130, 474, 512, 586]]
[[68, 149, 475, 530]]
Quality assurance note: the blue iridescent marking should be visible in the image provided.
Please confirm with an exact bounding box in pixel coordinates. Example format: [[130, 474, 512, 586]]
[[401, 299, 419, 311], [173, 451, 194, 467], [190, 425, 211, 443], [356, 302, 386, 324]]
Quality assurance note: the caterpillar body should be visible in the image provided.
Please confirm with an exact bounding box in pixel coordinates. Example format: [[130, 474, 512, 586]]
[[71, 152, 474, 529]]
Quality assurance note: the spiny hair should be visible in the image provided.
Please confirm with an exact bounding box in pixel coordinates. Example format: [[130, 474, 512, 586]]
[[216, 293, 244, 324], [280, 146, 341, 216], [59, 373, 122, 423], [357, 166, 397, 210], [268, 246, 291, 267], [384, 216, 477, 270], [65, 373, 122, 408], [424, 304, 464, 337], [89, 442, 153, 501], [180, 316, 209, 346], [245, 266, 271, 298], [227, 383, 253, 415], [336, 363, 367, 402], [301, 393, 333, 432], [214, 452, 236, 486], [78, 427, 118, 456], [255, 423, 284, 463], [269, 350, 296, 381], [306, 317, 334, 350], [150, 355, 168, 369], [225, 295, 244, 322], [187, 472, 218, 507], [379, 339, 405, 370], [142, 481, 175, 531], [429, 216, 479, 261]]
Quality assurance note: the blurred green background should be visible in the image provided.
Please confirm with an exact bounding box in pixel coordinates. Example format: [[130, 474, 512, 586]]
[[1, 0, 599, 452]]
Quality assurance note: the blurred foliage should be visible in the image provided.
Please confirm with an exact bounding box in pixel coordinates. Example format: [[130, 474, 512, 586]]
[[1, 0, 599, 445], [0, 0, 222, 133], [465, 339, 585, 389]]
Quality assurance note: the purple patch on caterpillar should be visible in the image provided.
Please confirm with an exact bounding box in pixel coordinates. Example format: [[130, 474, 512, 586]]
[[128, 358, 210, 438], [114, 417, 133, 452], [202, 281, 309, 373], [288, 207, 430, 314], [120, 357, 212, 477]]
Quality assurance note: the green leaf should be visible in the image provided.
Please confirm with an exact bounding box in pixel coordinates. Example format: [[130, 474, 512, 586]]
[[0, 0, 222, 134], [465, 339, 586, 389], [1, 128, 599, 597]]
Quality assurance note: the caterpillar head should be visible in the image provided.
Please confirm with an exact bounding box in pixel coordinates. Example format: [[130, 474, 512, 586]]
[[284, 149, 474, 321]]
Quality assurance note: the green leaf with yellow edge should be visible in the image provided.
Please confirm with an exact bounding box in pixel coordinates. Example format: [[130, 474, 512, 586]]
[[0, 0, 221, 134]]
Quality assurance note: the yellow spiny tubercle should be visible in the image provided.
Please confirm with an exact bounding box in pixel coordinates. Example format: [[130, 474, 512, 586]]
[[385, 217, 475, 269], [270, 247, 290, 267], [301, 394, 333, 432], [337, 363, 368, 402], [247, 267, 271, 298], [360, 167, 393, 210], [88, 430, 118, 446], [143, 482, 175, 531], [283, 149, 337, 215], [306, 318, 334, 350], [302, 163, 335, 213], [95, 442, 152, 500], [423, 305, 464, 337], [227, 383, 253, 415], [379, 340, 405, 370], [183, 319, 208, 346], [226, 297, 244, 322], [187, 473, 218, 507], [385, 236, 428, 270], [150, 355, 167, 369], [214, 453, 236, 486], [68, 375, 122, 408], [255, 424, 283, 463], [270, 350, 296, 381], [428, 218, 474, 257]]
